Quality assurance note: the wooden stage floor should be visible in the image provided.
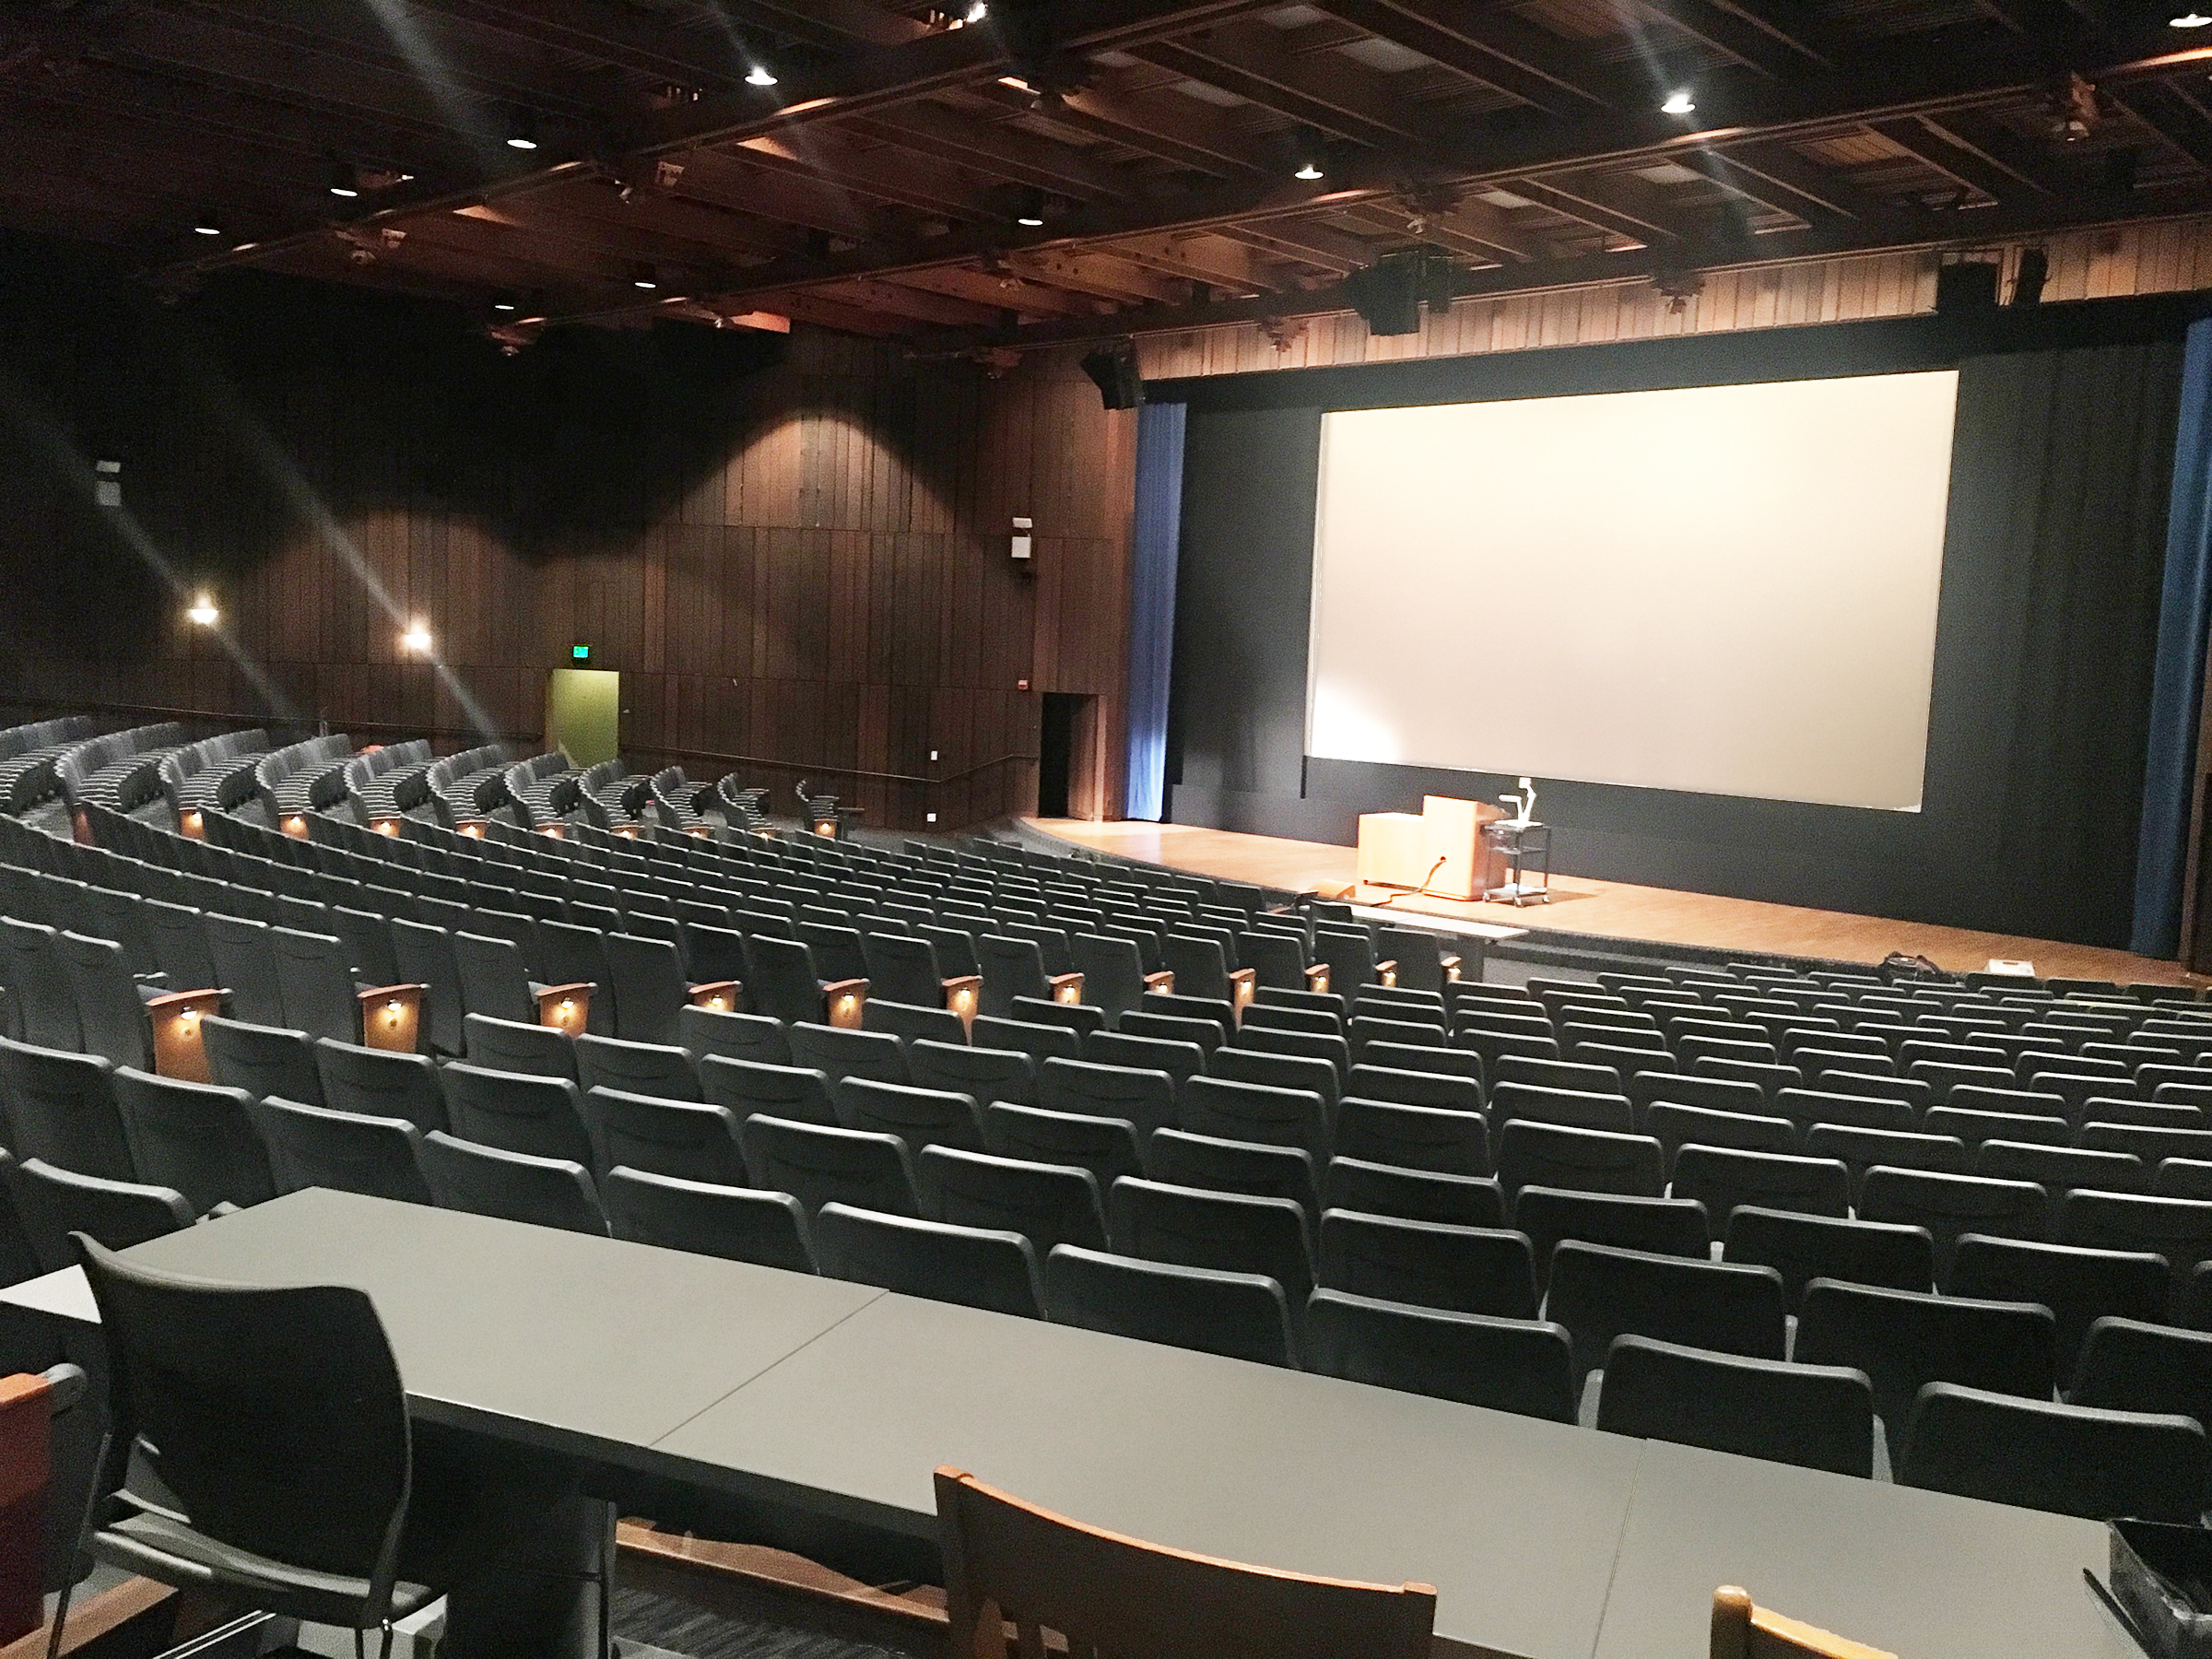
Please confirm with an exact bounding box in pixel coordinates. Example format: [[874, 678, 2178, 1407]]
[[1028, 818, 2197, 989]]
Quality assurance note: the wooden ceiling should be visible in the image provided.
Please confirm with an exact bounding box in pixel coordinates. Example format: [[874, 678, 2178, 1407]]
[[7, 1, 2212, 355]]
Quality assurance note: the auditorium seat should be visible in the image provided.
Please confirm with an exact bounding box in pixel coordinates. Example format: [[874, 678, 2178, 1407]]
[[581, 1088, 748, 1186], [815, 1204, 1044, 1319], [1315, 1208, 1537, 1318], [978, 1101, 1143, 1190], [1334, 1098, 1488, 1175], [1145, 1129, 1318, 1221], [1016, 995, 1109, 1038], [1236, 1026, 1354, 1081], [738, 1115, 922, 1218], [418, 1132, 606, 1236], [1322, 1157, 1504, 1228], [1794, 1278, 2054, 1433], [5, 1155, 192, 1267], [440, 1061, 596, 1171], [1896, 1383, 2206, 1522], [1973, 1138, 2147, 1195], [1948, 1234, 2169, 1375], [1496, 1122, 1664, 1202], [789, 1022, 910, 1088], [110, 1067, 273, 1214], [1802, 1125, 1969, 1203], [1179, 1075, 1331, 1161], [833, 1077, 985, 1157], [904, 1039, 1032, 1107], [1630, 1071, 1766, 1122], [2157, 1157, 2212, 1199], [920, 1146, 1107, 1256], [602, 1169, 816, 1272], [312, 1040, 445, 1133], [2059, 1190, 2212, 1319], [1303, 1290, 1575, 1420], [1107, 1178, 1313, 1312], [1857, 1169, 2051, 1284], [1594, 1335, 1875, 1478], [462, 1012, 578, 1083], [1489, 1083, 1635, 1135], [1037, 1057, 1175, 1135], [0, 1038, 133, 1182], [251, 1098, 432, 1206], [1669, 1147, 1850, 1240], [676, 1005, 790, 1067], [2070, 1316, 2212, 1432], [1044, 1245, 1294, 1368], [574, 1034, 701, 1102], [1544, 1242, 1785, 1388], [699, 1055, 839, 1126], [1514, 1187, 1708, 1297]]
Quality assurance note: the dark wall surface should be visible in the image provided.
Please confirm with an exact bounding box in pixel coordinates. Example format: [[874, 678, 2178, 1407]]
[[1165, 297, 2195, 947]]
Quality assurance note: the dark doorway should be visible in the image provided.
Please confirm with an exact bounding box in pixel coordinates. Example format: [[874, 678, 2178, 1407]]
[[1038, 693, 1084, 818]]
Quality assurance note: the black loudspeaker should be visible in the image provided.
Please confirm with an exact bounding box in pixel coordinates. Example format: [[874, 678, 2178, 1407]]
[[1347, 257, 1423, 335], [1079, 343, 1143, 409], [1935, 261, 2000, 315], [2011, 247, 2049, 308]]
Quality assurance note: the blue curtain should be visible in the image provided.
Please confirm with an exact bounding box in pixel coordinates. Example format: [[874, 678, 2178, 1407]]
[[1125, 401, 1186, 821], [2133, 318, 2212, 958]]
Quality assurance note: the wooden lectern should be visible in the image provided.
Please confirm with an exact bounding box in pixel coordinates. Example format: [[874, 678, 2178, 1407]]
[[1357, 795, 1507, 900]]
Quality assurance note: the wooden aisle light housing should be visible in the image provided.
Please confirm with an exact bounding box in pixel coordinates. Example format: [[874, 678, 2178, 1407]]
[[1305, 963, 1331, 994], [357, 984, 426, 1053], [1049, 971, 1086, 1006], [280, 814, 310, 839], [147, 990, 227, 1083], [458, 820, 488, 838], [688, 981, 740, 1014], [942, 975, 982, 1034], [1229, 967, 1255, 1022], [0, 1370, 53, 1644], [1710, 1586, 1892, 1659], [1145, 969, 1175, 995], [1376, 960, 1398, 988], [371, 817, 403, 837], [814, 818, 839, 839], [1441, 952, 1463, 982], [824, 979, 869, 1029], [178, 809, 205, 840], [535, 982, 594, 1035], [540, 823, 566, 839]]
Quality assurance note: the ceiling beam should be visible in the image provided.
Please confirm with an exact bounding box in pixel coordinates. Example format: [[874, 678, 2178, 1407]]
[[1302, 0, 1613, 116], [1872, 115, 2054, 205], [1135, 28, 1430, 151], [841, 105, 1146, 202], [2110, 79, 2212, 173], [1509, 175, 1686, 245], [1632, 2, 1842, 76], [1673, 140, 1920, 229]]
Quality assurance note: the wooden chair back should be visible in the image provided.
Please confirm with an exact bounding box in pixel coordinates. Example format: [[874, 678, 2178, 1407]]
[[935, 1466, 1437, 1659], [1711, 1586, 1894, 1659], [0, 1371, 54, 1642]]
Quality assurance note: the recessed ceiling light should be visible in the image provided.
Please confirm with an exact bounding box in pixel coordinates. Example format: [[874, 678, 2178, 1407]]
[[632, 264, 659, 290], [185, 594, 219, 628], [2173, 11, 2212, 26], [492, 299, 516, 312], [747, 63, 778, 87], [1661, 89, 1696, 115], [966, 2, 988, 19], [193, 218, 223, 237], [505, 107, 538, 149]]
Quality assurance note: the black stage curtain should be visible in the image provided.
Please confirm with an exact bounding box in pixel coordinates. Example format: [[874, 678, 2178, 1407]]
[[1165, 300, 2190, 948]]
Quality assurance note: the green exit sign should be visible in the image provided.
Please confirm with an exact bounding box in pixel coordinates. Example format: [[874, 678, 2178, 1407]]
[[571, 644, 591, 662]]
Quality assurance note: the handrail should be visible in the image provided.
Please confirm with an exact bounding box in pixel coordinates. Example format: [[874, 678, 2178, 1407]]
[[0, 697, 1039, 788]]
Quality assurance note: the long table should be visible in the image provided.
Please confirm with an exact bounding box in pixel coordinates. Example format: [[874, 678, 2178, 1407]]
[[2, 1191, 2140, 1659]]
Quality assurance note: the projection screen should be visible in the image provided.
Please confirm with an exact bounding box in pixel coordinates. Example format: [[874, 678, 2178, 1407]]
[[1306, 371, 1959, 811]]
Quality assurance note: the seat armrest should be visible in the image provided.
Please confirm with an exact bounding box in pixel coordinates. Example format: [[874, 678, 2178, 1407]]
[[356, 982, 429, 1053], [1142, 970, 1176, 993], [533, 982, 594, 1035], [1045, 971, 1087, 1006], [145, 988, 227, 1083], [821, 978, 869, 1029], [688, 980, 740, 1013]]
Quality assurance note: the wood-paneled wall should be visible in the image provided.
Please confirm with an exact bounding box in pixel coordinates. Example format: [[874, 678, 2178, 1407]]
[[1135, 214, 2212, 382], [0, 253, 1135, 831]]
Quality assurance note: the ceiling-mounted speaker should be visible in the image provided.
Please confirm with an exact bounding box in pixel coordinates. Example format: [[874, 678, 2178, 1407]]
[[1935, 260, 2000, 315], [1080, 341, 1143, 409], [1347, 253, 1426, 335]]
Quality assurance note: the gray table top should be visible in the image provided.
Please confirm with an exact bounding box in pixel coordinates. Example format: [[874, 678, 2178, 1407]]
[[653, 1290, 1642, 1659], [32, 1190, 885, 1459], [1594, 1437, 2137, 1659]]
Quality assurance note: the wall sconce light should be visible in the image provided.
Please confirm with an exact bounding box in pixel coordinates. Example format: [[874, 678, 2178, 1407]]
[[148, 990, 227, 1082], [535, 982, 594, 1034], [824, 979, 868, 1030]]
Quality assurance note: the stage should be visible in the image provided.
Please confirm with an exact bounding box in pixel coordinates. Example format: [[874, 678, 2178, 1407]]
[[1026, 818, 2197, 989]]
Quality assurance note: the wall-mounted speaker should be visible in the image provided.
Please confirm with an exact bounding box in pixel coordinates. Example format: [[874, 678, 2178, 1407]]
[[1079, 342, 1144, 409], [1935, 260, 2000, 315], [2011, 247, 2049, 308]]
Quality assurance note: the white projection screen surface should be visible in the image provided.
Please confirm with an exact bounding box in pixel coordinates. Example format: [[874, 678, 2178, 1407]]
[[1307, 371, 1959, 811]]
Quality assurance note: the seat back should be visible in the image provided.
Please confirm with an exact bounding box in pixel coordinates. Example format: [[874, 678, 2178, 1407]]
[[978, 1102, 1144, 1192], [8, 1157, 192, 1271], [251, 1099, 431, 1206], [1897, 1382, 2206, 1522], [606, 934, 689, 1045], [52, 932, 152, 1070], [312, 1040, 445, 1133], [1042, 1245, 1293, 1368], [449, 931, 535, 1025], [676, 1005, 790, 1068], [1302, 1290, 1574, 1421], [1794, 1277, 2054, 1431], [111, 1066, 274, 1214], [921, 1146, 1106, 1256], [1595, 1335, 1874, 1477], [438, 1061, 596, 1171], [1545, 1241, 1785, 1384], [0, 1037, 133, 1181], [574, 1034, 701, 1103], [1334, 1098, 1488, 1175], [601, 1169, 814, 1272], [1321, 1157, 1504, 1228], [1721, 1207, 1934, 1313], [461, 1013, 577, 1082], [737, 1115, 921, 1217], [1107, 1178, 1312, 1308], [815, 1204, 1044, 1318], [1315, 1209, 1535, 1318], [582, 1088, 747, 1187], [418, 1132, 606, 1236]]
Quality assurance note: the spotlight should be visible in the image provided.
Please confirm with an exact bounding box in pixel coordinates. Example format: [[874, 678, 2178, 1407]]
[[192, 218, 223, 238], [327, 159, 359, 198], [1014, 187, 1047, 228], [399, 621, 432, 653], [185, 594, 219, 628], [504, 107, 538, 150], [1661, 89, 1696, 115], [632, 263, 659, 290], [2174, 10, 2212, 25], [746, 62, 778, 88], [1290, 125, 1325, 182]]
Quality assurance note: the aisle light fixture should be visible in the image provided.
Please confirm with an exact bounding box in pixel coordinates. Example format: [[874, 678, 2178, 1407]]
[[1661, 89, 1697, 115]]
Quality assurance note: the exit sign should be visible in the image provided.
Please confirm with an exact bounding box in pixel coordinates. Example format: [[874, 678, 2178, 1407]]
[[571, 644, 591, 662]]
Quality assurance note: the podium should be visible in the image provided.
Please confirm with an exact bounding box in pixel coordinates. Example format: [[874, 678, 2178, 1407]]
[[1357, 795, 1508, 900]]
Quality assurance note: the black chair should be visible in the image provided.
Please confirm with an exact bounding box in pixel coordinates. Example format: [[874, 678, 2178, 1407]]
[[313, 1040, 446, 1133], [1544, 1241, 1786, 1387], [976, 1101, 1144, 1192], [390, 918, 465, 1056], [1315, 1208, 1536, 1318], [602, 1168, 816, 1272], [0, 918, 81, 1050], [201, 1015, 324, 1109], [0, 1037, 133, 1182], [581, 1087, 748, 1186], [252, 1098, 432, 1206], [972, 1017, 1083, 1067], [1179, 1075, 1329, 1162], [110, 1066, 274, 1214], [1322, 1157, 1504, 1228], [1668, 1147, 1849, 1241], [6, 1156, 192, 1271], [59, 1234, 594, 1659], [1513, 1187, 1709, 1295], [814, 1203, 1045, 1317], [574, 1034, 701, 1102], [1488, 1083, 1633, 1135], [919, 1146, 1107, 1256], [834, 1077, 985, 1156], [1303, 1289, 1575, 1420], [1334, 1098, 1488, 1176], [1594, 1334, 1875, 1477], [1036, 1057, 1175, 1137], [1043, 1244, 1293, 1368], [1794, 1277, 2056, 1432], [1976, 1138, 2147, 1196], [418, 1131, 608, 1235], [1146, 1129, 1319, 1223], [1858, 1168, 2050, 1284], [1720, 1206, 1935, 1312], [907, 1040, 1035, 1108], [2071, 1315, 2212, 1431], [1896, 1382, 2206, 1521], [1107, 1177, 1313, 1313], [1496, 1122, 1664, 1201], [699, 1054, 839, 1126], [439, 1061, 597, 1171], [1950, 1233, 2170, 1377], [1083, 1031, 1205, 1094], [787, 1023, 910, 1088], [676, 1005, 790, 1068], [2059, 1190, 2212, 1320], [737, 1115, 922, 1217]]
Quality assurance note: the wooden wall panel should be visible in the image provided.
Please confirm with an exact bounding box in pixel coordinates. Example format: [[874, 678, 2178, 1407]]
[[0, 260, 1136, 830]]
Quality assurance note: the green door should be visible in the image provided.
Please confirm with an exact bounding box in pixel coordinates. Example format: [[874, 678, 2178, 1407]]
[[544, 669, 620, 767]]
